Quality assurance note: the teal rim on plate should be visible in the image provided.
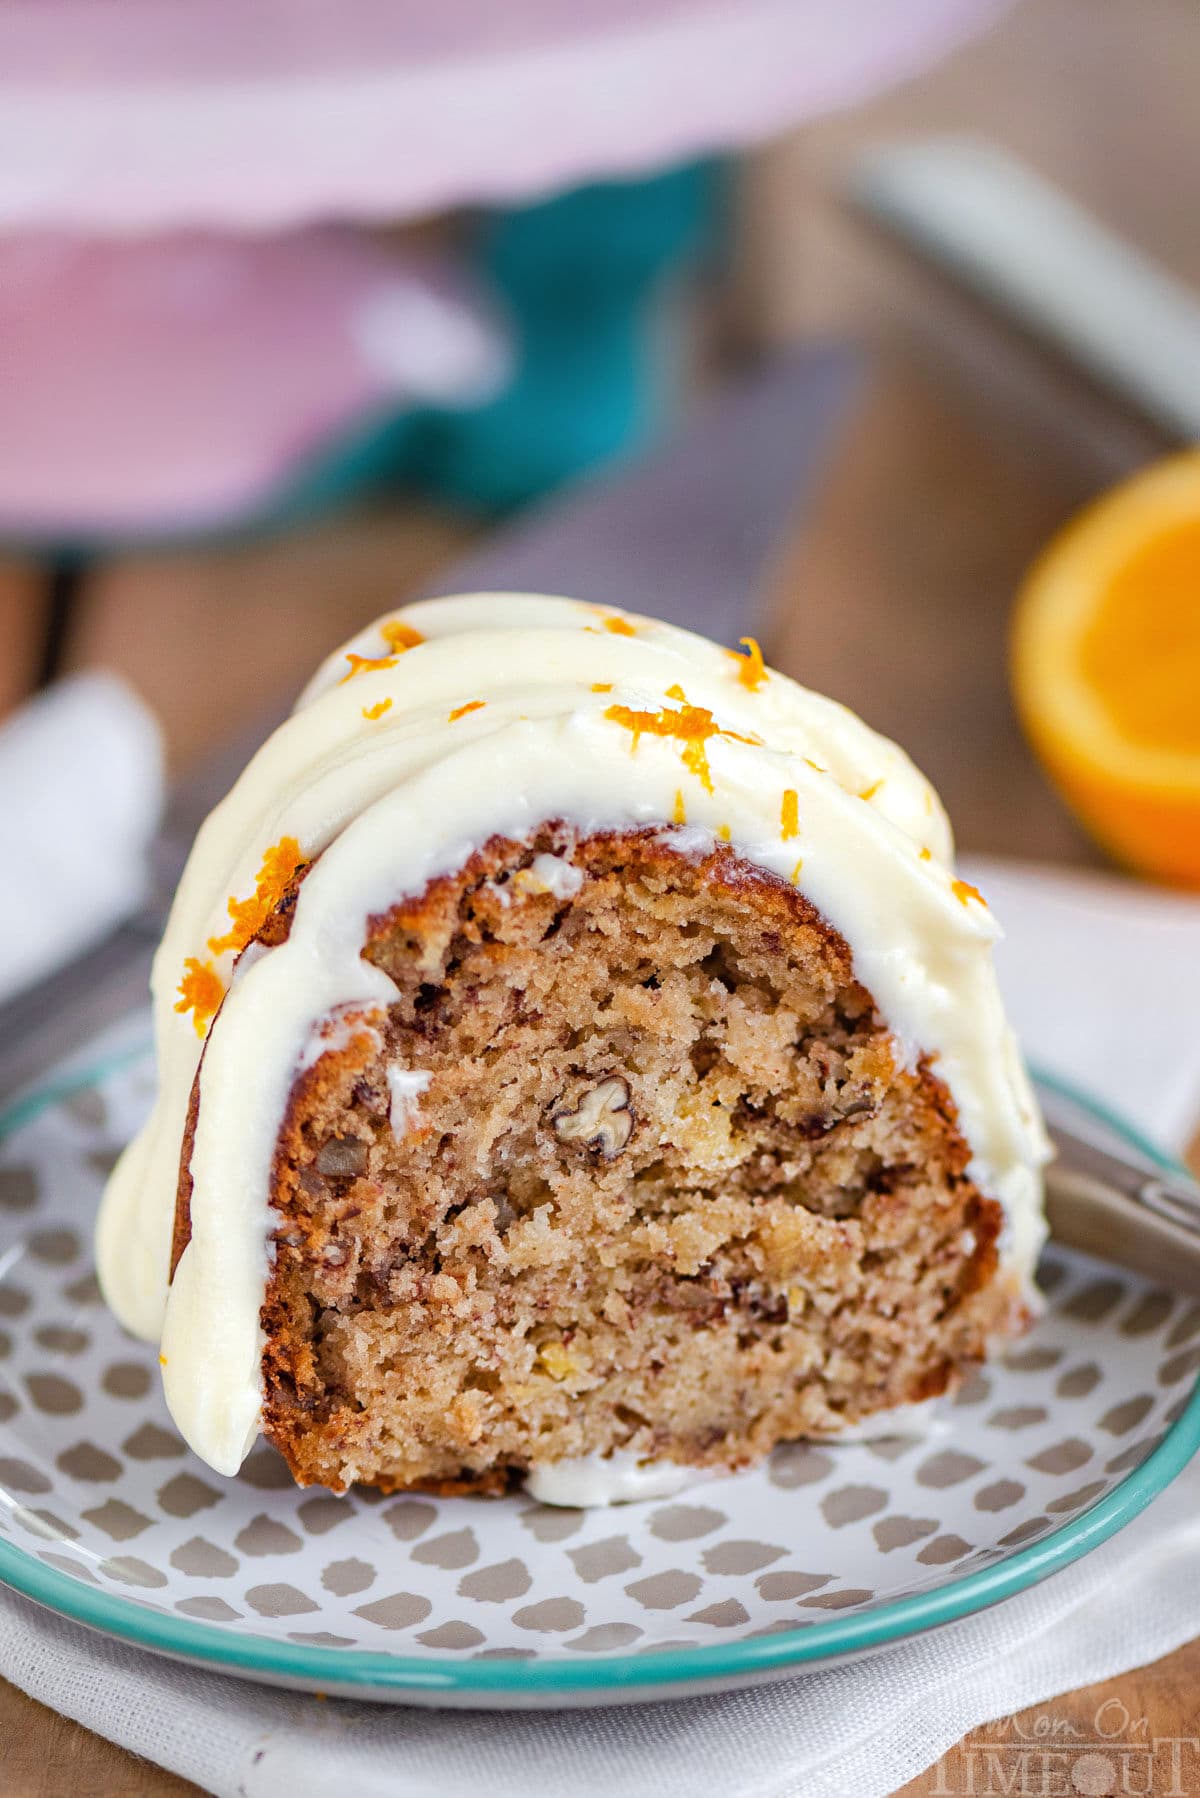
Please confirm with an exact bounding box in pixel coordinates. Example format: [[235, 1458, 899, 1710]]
[[0, 1048, 1197, 1699]]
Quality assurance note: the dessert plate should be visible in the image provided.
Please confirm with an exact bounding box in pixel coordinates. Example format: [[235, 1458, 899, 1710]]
[[0, 1040, 1197, 1707]]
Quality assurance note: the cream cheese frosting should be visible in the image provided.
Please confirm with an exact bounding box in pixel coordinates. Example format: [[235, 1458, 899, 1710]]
[[97, 593, 1049, 1481], [524, 1451, 717, 1508], [524, 1396, 954, 1506]]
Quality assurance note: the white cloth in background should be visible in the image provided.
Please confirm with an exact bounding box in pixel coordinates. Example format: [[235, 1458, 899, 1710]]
[[0, 671, 163, 1006], [1, 856, 1199, 1797]]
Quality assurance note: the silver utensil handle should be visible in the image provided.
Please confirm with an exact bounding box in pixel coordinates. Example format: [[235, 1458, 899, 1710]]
[[1047, 1116, 1200, 1235], [851, 137, 1200, 443], [1044, 1166, 1200, 1301], [1039, 1104, 1200, 1299]]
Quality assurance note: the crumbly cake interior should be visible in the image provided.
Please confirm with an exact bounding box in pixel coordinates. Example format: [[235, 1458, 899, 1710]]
[[230, 827, 1011, 1494]]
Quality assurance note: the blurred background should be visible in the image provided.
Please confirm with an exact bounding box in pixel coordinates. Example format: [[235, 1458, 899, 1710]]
[[1, 0, 1198, 977]]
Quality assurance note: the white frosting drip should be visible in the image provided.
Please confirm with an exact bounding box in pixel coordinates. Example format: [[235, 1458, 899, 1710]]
[[526, 1401, 951, 1505], [810, 1397, 950, 1444], [298, 1005, 383, 1075], [654, 824, 716, 859], [525, 1451, 713, 1508], [516, 852, 584, 900], [96, 592, 1049, 1480], [387, 1066, 431, 1137]]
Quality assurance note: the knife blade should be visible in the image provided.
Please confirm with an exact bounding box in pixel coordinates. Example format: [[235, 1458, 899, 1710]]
[[0, 346, 859, 1102]]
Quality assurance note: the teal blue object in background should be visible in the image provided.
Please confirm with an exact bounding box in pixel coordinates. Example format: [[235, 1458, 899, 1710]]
[[8, 160, 724, 555], [412, 160, 723, 510], [276, 158, 724, 525]]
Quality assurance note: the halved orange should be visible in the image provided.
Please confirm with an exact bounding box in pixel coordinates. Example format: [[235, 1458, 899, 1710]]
[[1012, 452, 1200, 888]]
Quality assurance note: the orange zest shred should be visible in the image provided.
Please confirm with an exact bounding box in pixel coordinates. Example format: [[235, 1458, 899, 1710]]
[[380, 620, 424, 653], [790, 857, 804, 884], [952, 878, 987, 908], [919, 847, 933, 862], [731, 636, 767, 691], [591, 682, 613, 693], [604, 699, 760, 794], [859, 779, 883, 801], [175, 957, 225, 1037], [606, 701, 714, 792], [159, 1354, 168, 1367], [672, 789, 687, 825], [341, 651, 398, 683], [362, 698, 393, 721], [804, 757, 827, 774], [207, 835, 307, 958], [781, 789, 799, 840], [448, 700, 486, 723], [603, 615, 637, 637], [665, 683, 687, 702], [717, 823, 731, 842]]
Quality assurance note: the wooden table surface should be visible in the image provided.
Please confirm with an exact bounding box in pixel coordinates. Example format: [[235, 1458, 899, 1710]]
[[5, 2, 1200, 1790]]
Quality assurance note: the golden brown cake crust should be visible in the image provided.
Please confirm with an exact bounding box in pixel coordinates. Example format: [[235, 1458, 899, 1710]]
[[172, 825, 1012, 1495]]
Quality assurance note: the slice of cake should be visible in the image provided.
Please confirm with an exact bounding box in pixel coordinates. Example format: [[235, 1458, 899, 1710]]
[[98, 594, 1048, 1500]]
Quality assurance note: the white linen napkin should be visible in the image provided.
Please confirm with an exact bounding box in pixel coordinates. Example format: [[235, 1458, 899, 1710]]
[[0, 671, 164, 1006], [1, 856, 1199, 1798]]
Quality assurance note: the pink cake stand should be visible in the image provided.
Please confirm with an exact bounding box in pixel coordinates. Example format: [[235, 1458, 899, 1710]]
[[0, 0, 1007, 231], [0, 231, 507, 538], [0, 0, 1007, 537]]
